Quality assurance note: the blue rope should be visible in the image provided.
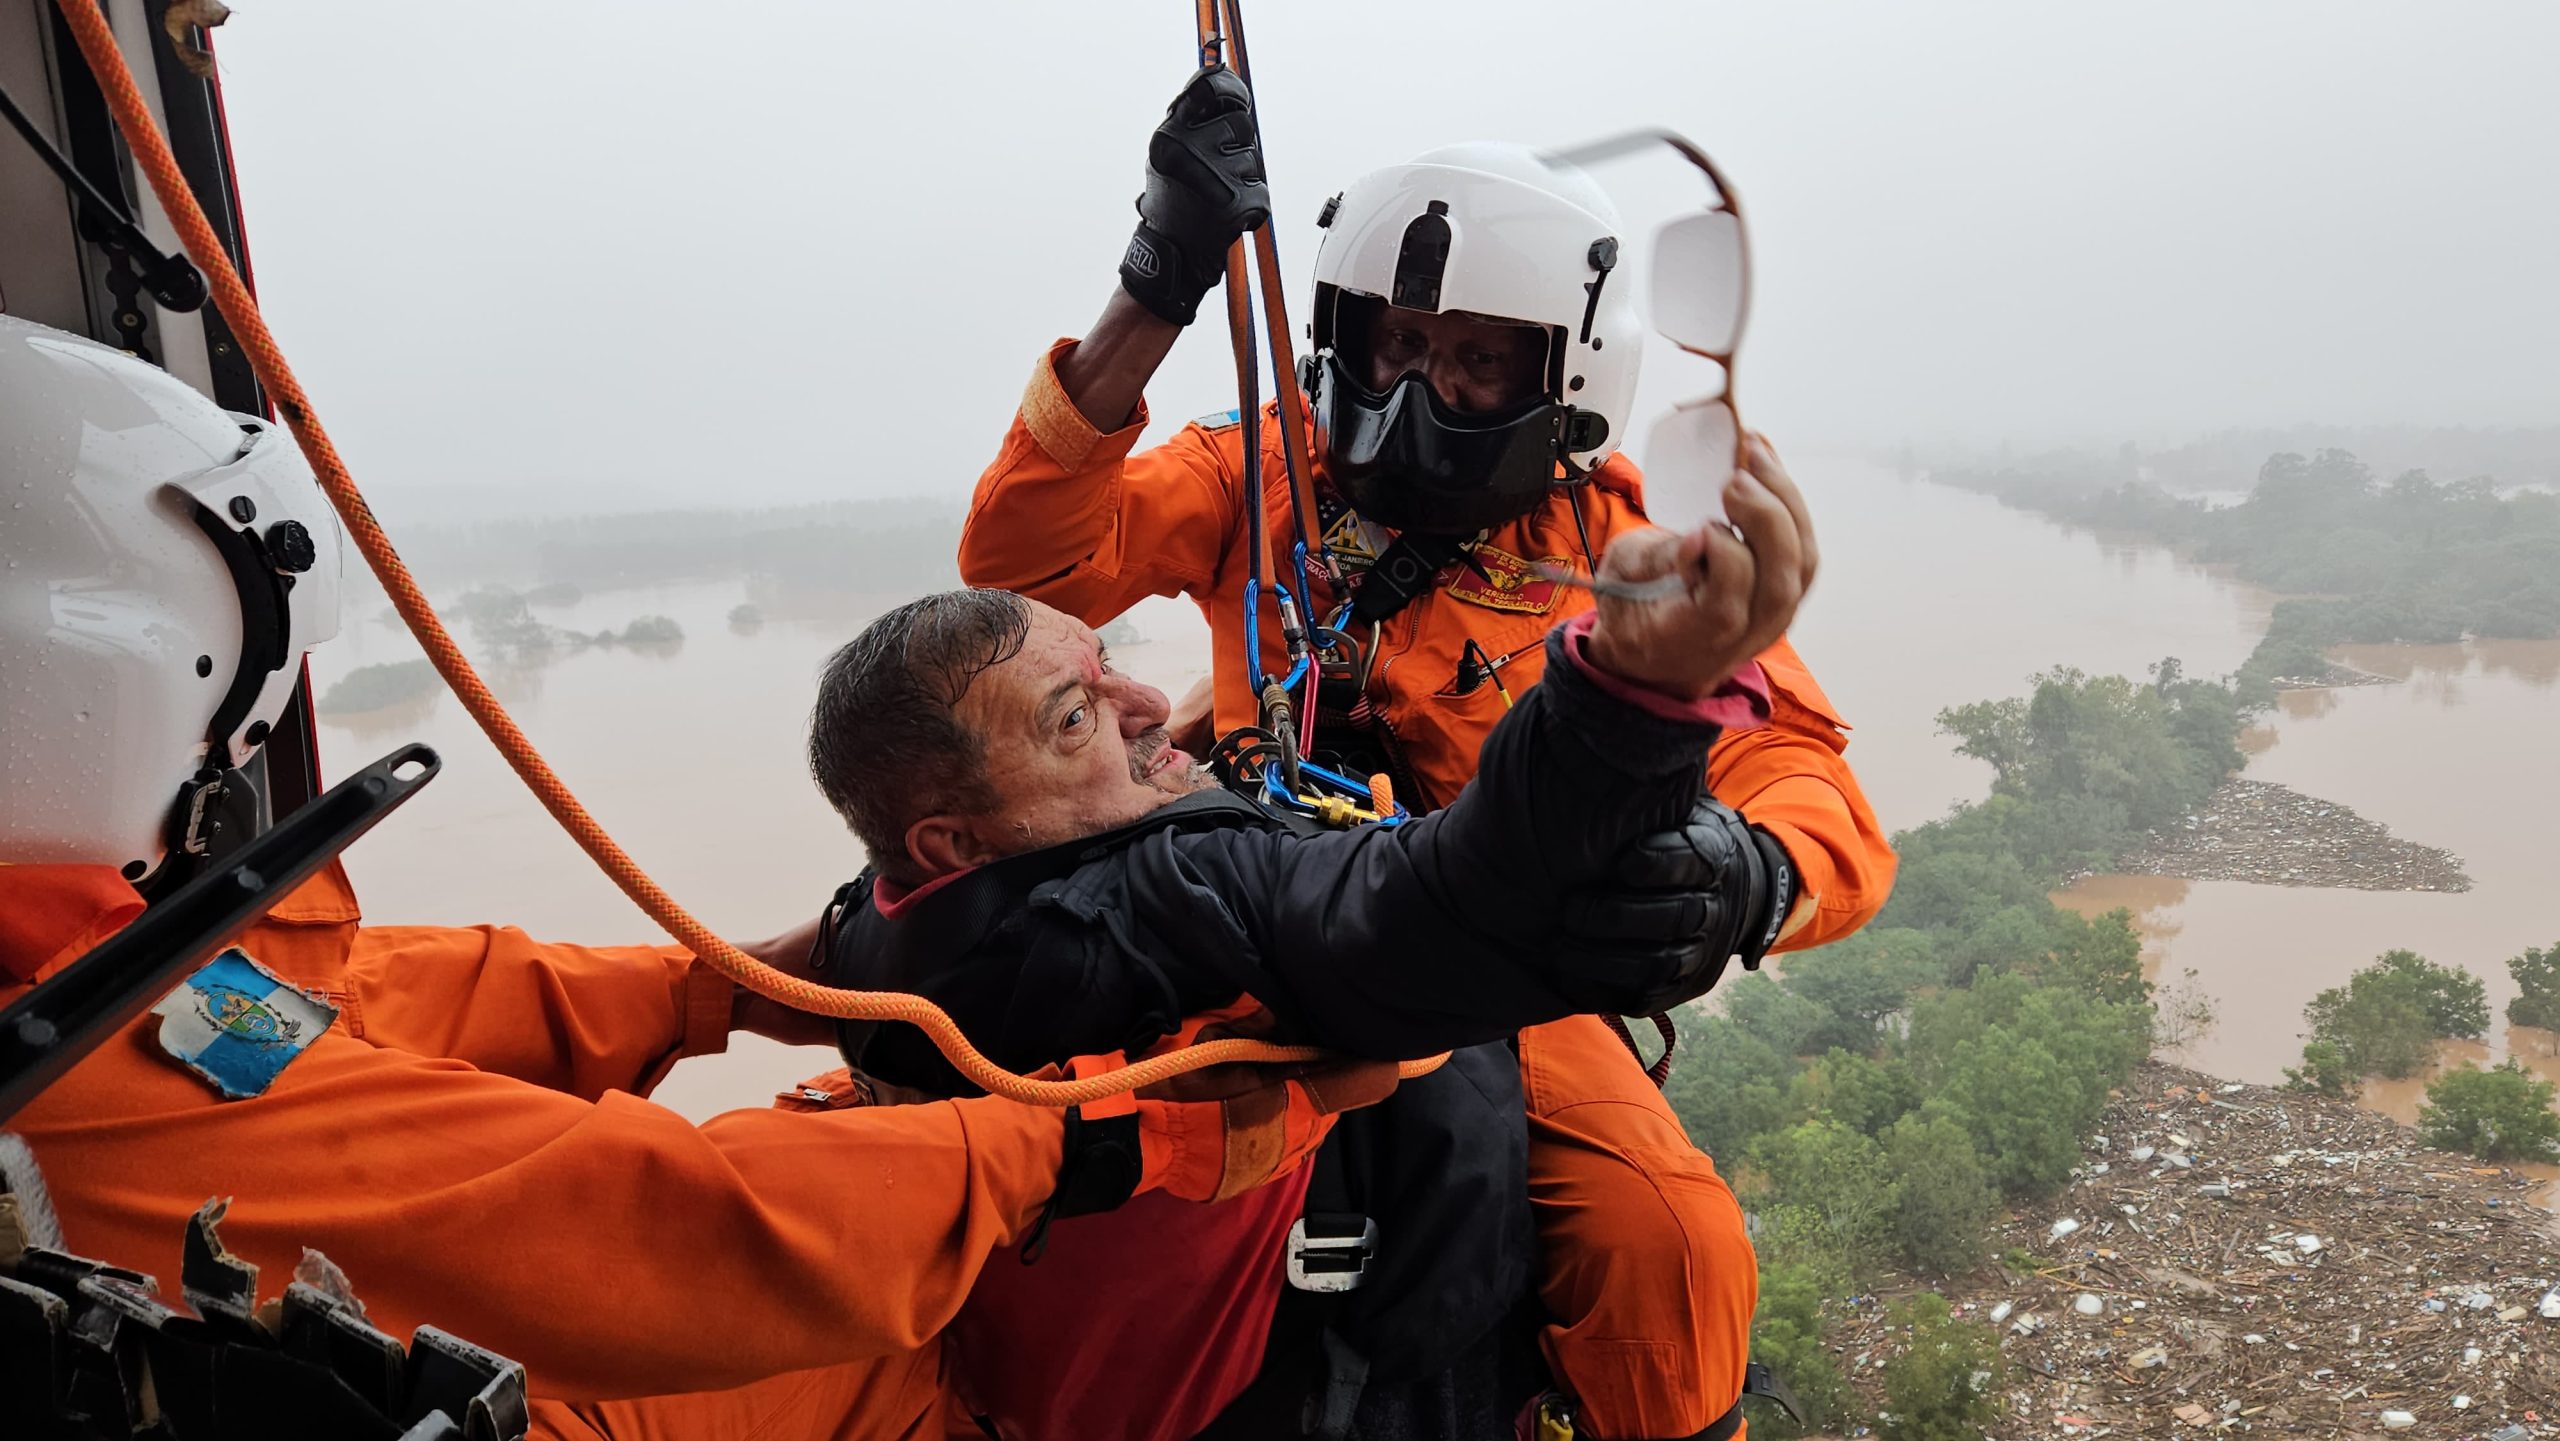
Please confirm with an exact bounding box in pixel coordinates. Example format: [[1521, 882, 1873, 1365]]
[[1257, 753, 1411, 827], [1241, 576, 1264, 691]]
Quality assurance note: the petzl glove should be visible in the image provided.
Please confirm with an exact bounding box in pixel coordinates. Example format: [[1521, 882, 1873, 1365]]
[[1549, 795, 1797, 1015], [1119, 65, 1269, 326]]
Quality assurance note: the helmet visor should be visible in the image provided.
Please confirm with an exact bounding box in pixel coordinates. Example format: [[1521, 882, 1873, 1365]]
[[1313, 350, 1565, 537]]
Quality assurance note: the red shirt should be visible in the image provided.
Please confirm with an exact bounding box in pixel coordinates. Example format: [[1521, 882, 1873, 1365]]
[[950, 1167, 1314, 1440], [875, 866, 1313, 1438]]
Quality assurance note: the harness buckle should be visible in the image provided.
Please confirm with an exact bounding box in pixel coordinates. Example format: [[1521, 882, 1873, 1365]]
[[1285, 1213, 1378, 1293]]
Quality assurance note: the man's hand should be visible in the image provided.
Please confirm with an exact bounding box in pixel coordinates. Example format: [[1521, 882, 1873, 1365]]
[[1585, 435, 1818, 699], [729, 916, 839, 1049], [1118, 65, 1269, 327]]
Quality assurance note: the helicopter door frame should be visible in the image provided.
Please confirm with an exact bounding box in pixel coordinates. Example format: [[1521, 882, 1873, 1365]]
[[1, 0, 323, 826]]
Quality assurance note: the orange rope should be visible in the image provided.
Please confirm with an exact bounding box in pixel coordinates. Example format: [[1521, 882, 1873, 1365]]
[[54, 0, 1444, 1105], [1217, 0, 1326, 569]]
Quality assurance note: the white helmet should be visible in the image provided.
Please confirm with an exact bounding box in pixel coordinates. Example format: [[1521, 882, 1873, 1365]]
[[1, 315, 343, 880], [1306, 141, 1641, 535]]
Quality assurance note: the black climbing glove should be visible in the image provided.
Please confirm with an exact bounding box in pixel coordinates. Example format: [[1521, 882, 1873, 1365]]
[[1546, 796, 1798, 1016], [1118, 65, 1270, 326]]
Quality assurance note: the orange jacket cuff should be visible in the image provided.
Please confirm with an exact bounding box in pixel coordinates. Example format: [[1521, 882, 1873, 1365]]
[[676, 949, 734, 1062], [1020, 338, 1150, 474]]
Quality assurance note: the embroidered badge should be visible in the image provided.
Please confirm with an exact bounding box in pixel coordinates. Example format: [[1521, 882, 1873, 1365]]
[[1445, 544, 1568, 614], [151, 950, 338, 1100], [1321, 506, 1392, 576], [1190, 408, 1243, 432]]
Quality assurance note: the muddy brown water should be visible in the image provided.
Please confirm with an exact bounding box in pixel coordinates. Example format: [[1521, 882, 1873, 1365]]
[[307, 458, 2558, 1141], [2057, 643, 2560, 1080]]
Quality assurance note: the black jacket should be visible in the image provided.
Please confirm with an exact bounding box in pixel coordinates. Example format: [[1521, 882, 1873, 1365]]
[[828, 625, 1777, 1077], [824, 625, 1790, 1440]]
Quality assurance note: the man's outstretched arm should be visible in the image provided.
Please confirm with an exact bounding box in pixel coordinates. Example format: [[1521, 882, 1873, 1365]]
[[1170, 440, 1819, 1055]]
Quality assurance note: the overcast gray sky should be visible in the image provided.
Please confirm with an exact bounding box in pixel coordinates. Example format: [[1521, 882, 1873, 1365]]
[[212, 1, 2560, 517]]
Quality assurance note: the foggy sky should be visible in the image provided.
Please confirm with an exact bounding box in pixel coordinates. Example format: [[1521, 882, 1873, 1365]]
[[209, 1, 2560, 518]]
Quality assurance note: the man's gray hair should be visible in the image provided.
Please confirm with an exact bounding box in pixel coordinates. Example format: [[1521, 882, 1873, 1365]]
[[808, 589, 1033, 882]]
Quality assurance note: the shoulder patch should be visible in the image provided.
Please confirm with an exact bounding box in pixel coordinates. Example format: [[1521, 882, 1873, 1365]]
[[151, 949, 337, 1100], [1191, 408, 1244, 432], [1446, 544, 1569, 615]]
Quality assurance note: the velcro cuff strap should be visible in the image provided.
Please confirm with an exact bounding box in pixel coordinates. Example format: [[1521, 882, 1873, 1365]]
[[1049, 1107, 1145, 1219], [1744, 827, 1796, 966], [1119, 221, 1214, 326]]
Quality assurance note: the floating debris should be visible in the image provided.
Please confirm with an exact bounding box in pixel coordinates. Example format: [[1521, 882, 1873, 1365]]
[[1824, 1061, 2560, 1436], [2112, 778, 2471, 891]]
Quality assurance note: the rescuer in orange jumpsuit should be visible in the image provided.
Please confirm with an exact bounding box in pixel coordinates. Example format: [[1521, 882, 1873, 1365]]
[[957, 70, 1895, 1438], [0, 313, 1384, 1440]]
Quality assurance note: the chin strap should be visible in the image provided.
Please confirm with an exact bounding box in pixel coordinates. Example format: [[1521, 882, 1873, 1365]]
[[1347, 531, 1483, 628]]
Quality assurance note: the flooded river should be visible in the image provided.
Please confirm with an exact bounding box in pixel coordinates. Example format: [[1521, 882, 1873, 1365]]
[[306, 457, 2558, 1127]]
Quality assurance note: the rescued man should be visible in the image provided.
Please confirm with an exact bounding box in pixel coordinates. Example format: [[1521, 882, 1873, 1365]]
[[809, 428, 1816, 1438], [952, 66, 1895, 1438]]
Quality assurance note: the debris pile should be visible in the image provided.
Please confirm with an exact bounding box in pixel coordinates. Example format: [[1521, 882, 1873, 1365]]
[[2113, 780, 2472, 892], [1830, 1063, 2560, 1438], [2268, 663, 2397, 692]]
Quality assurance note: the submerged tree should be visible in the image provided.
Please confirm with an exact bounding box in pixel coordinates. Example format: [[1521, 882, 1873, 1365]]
[[2418, 1062, 2560, 1163], [317, 660, 440, 715], [2282, 1040, 2357, 1100], [1877, 1294, 2007, 1441], [2508, 942, 2560, 1033], [1749, 1262, 1854, 1439], [1883, 1113, 1999, 1277], [2303, 951, 2487, 1081]]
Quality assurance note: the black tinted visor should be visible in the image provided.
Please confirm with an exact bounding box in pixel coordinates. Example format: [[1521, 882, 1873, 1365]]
[[1314, 351, 1564, 536], [1326, 290, 1563, 408]]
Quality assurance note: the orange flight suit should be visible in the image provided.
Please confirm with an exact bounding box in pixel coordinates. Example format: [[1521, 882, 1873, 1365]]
[[959, 341, 1898, 1438], [0, 860, 1190, 1439]]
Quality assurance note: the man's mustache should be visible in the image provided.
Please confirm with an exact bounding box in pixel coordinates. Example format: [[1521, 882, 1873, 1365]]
[[1127, 727, 1173, 783]]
